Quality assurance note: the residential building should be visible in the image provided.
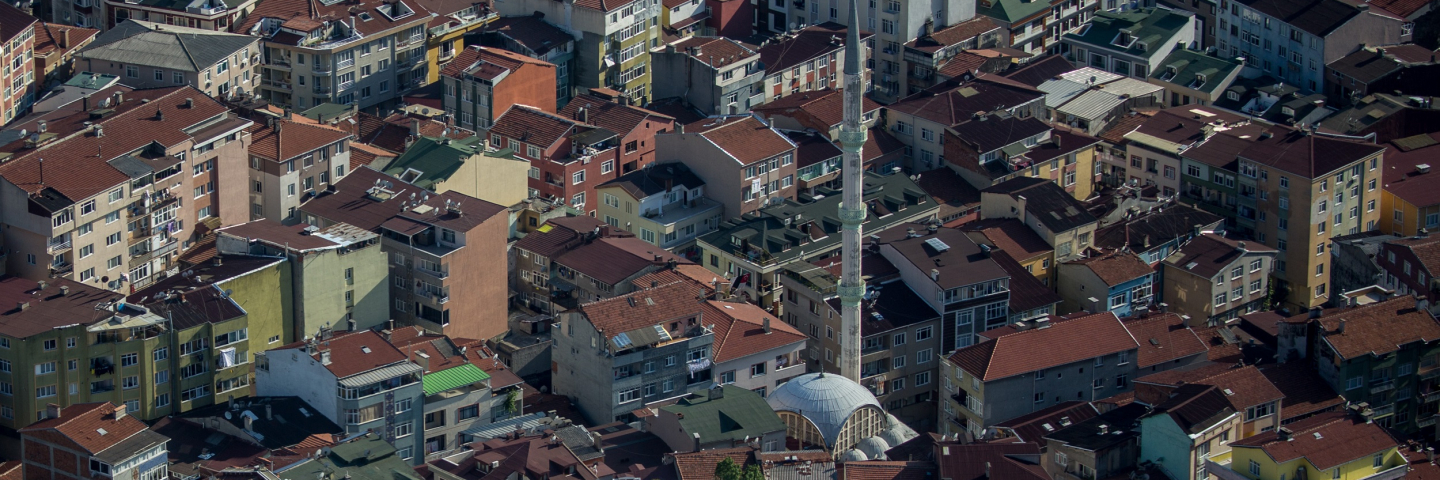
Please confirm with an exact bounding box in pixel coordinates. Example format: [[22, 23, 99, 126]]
[[299, 166, 509, 340], [1221, 411, 1407, 480], [1180, 126, 1386, 310], [992, 249, 1064, 324], [482, 16, 578, 106], [939, 312, 1141, 437], [779, 254, 946, 429], [1118, 105, 1248, 196], [1214, 0, 1412, 94], [1210, 76, 1333, 125], [1057, 249, 1155, 316], [1149, 49, 1243, 106], [257, 330, 426, 463], [1121, 312, 1212, 374], [943, 117, 1104, 198], [1136, 364, 1285, 439], [596, 162, 723, 251], [750, 88, 882, 141], [244, 117, 352, 223], [439, 46, 557, 131], [706, 300, 806, 398], [417, 0, 496, 84], [382, 136, 530, 208], [551, 281, 717, 424], [29, 70, 119, 116], [1049, 78, 1165, 137], [696, 171, 936, 309], [880, 228, 1013, 352], [916, 167, 983, 226], [1092, 201, 1226, 265], [512, 215, 690, 313], [1161, 234, 1277, 325], [0, 4, 38, 125], [1378, 133, 1440, 236], [32, 23, 99, 89], [1327, 231, 1391, 302], [490, 0, 660, 106], [77, 21, 260, 100], [95, 0, 260, 31], [1376, 236, 1440, 312], [756, 23, 871, 103], [1276, 296, 1440, 434], [384, 327, 495, 460], [0, 85, 254, 290], [1041, 403, 1148, 480], [19, 403, 169, 480], [1256, 361, 1344, 425], [557, 93, 676, 197], [214, 219, 388, 337], [172, 396, 345, 452], [1060, 7, 1196, 79], [660, 0, 707, 38], [652, 36, 763, 116], [1137, 384, 1242, 480], [657, 115, 797, 218], [1316, 92, 1440, 145], [933, 441, 1048, 480], [990, 401, 1100, 444], [349, 110, 475, 154], [647, 385, 787, 452], [979, 177, 1100, 262], [279, 434, 422, 479], [977, 0, 1096, 55], [885, 75, 1046, 173], [960, 218, 1055, 285], [900, 17, 1006, 94], [1324, 45, 1440, 107], [239, 0, 433, 111], [426, 425, 605, 480]]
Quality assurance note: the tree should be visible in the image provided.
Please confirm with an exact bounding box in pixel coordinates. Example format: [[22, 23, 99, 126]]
[[714, 458, 742, 480], [741, 464, 764, 480], [504, 388, 521, 414]]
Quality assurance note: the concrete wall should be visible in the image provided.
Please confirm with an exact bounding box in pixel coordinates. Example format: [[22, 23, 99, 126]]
[[553, 310, 716, 424], [713, 342, 805, 396], [78, 38, 261, 99], [976, 350, 1138, 427], [432, 153, 531, 209]]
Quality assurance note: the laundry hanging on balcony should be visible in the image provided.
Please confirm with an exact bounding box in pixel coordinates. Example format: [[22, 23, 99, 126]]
[[687, 358, 711, 377], [219, 347, 237, 368]]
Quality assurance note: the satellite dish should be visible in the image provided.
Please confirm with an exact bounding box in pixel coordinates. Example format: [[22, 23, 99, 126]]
[[223, 289, 234, 297]]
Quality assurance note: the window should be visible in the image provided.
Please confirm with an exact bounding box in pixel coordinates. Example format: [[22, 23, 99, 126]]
[[893, 332, 905, 346], [618, 388, 641, 403], [751, 362, 766, 377], [121, 353, 138, 367], [36, 385, 56, 398], [915, 326, 933, 341], [573, 171, 586, 185], [720, 370, 735, 383], [43, 339, 56, 351], [917, 349, 933, 363]]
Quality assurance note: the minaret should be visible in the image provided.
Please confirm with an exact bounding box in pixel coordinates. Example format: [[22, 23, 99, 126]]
[[836, 0, 867, 382]]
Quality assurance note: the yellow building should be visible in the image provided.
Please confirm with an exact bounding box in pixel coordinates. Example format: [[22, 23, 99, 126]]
[[1225, 412, 1407, 480], [960, 218, 1056, 287], [1377, 142, 1440, 237], [941, 125, 1103, 203], [423, 7, 497, 84], [381, 136, 530, 208]]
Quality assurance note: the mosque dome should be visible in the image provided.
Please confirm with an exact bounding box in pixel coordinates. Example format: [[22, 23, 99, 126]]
[[856, 437, 890, 460], [840, 449, 869, 461], [767, 373, 887, 452]]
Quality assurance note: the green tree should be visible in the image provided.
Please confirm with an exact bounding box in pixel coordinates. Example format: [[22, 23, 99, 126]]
[[741, 464, 764, 480], [714, 458, 742, 480], [505, 388, 521, 414]]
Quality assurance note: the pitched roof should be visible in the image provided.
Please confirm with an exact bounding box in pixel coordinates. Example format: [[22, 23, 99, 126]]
[[579, 282, 707, 343], [300, 166, 505, 234], [1188, 365, 1285, 410], [20, 402, 152, 455], [915, 167, 981, 221], [268, 330, 410, 378], [670, 447, 757, 480], [248, 119, 351, 161], [513, 215, 613, 257], [1387, 235, 1440, 279], [440, 46, 555, 79], [1122, 313, 1209, 368], [175, 396, 344, 450], [990, 250, 1062, 315], [705, 301, 805, 363], [1260, 362, 1343, 421], [1230, 412, 1400, 470], [959, 218, 1052, 262], [1286, 295, 1440, 359], [694, 116, 796, 165], [1164, 233, 1274, 278], [904, 16, 1001, 52], [1094, 204, 1224, 256], [0, 2, 37, 44], [380, 136, 491, 189], [1003, 55, 1079, 87], [1067, 250, 1152, 286], [670, 36, 760, 68], [933, 442, 1048, 480], [237, 0, 431, 41], [888, 76, 1044, 127], [491, 105, 582, 150], [1380, 132, 1440, 208], [757, 23, 868, 75], [32, 22, 99, 58], [660, 386, 785, 444], [486, 16, 575, 56], [992, 402, 1099, 443], [1234, 0, 1364, 36], [559, 94, 673, 138], [555, 236, 689, 285], [1238, 127, 1387, 180], [1327, 48, 1404, 84], [1062, 8, 1192, 56], [0, 276, 120, 339], [81, 20, 256, 72], [1150, 49, 1242, 95], [837, 462, 937, 480], [751, 89, 882, 130], [982, 177, 1098, 233], [948, 312, 1138, 381], [1149, 384, 1236, 434]]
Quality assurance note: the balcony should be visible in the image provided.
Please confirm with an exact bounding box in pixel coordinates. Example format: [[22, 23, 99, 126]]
[[266, 57, 292, 69], [131, 239, 179, 265], [416, 264, 449, 279], [1419, 415, 1439, 428], [1424, 389, 1440, 403], [336, 58, 355, 70], [337, 80, 354, 91], [49, 261, 72, 278], [261, 79, 292, 91], [314, 85, 332, 95], [438, 49, 456, 62], [1420, 365, 1440, 381], [313, 62, 332, 74], [47, 238, 72, 254], [1371, 403, 1396, 418], [1371, 379, 1396, 394]]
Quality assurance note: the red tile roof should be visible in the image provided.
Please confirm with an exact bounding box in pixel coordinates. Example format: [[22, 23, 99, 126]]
[[441, 46, 555, 80], [559, 94, 674, 138], [694, 116, 795, 165], [633, 264, 724, 292], [386, 326, 499, 374], [1283, 296, 1440, 359], [948, 312, 1138, 381], [751, 88, 882, 130], [670, 37, 759, 68], [705, 301, 805, 362], [1366, 0, 1432, 17], [491, 105, 581, 150], [992, 401, 1099, 443], [756, 23, 869, 75], [1238, 127, 1386, 180], [1194, 365, 1284, 410], [670, 447, 757, 480], [248, 120, 351, 161], [1068, 250, 1153, 287], [934, 442, 1048, 480], [238, 0, 431, 41], [578, 282, 707, 342], [904, 16, 1000, 52], [19, 402, 150, 454], [958, 218, 1052, 262], [32, 22, 98, 57], [887, 75, 1043, 127], [300, 166, 505, 234], [554, 236, 690, 285], [268, 330, 409, 378], [1164, 233, 1274, 279], [837, 462, 937, 480], [1230, 412, 1400, 470], [1121, 313, 1209, 368], [0, 2, 37, 44]]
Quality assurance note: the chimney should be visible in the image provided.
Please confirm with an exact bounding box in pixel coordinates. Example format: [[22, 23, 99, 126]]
[[1309, 307, 1322, 319], [411, 119, 420, 137], [184, 98, 194, 108], [413, 350, 430, 372], [1419, 295, 1430, 312], [763, 317, 771, 334], [18, 302, 29, 311], [931, 268, 940, 281], [60, 29, 70, 49], [113, 403, 127, 419], [46, 403, 61, 419], [1428, 447, 1435, 465], [214, 257, 223, 266], [592, 431, 605, 453], [693, 432, 701, 452], [59, 286, 69, 296], [1098, 424, 1108, 435], [243, 413, 254, 432], [1338, 319, 1346, 334], [320, 350, 332, 365]]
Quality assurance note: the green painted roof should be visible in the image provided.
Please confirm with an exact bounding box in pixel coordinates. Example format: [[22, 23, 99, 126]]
[[300, 103, 355, 122], [279, 436, 421, 480], [1149, 49, 1241, 94], [423, 363, 491, 395], [978, 0, 1055, 25], [659, 385, 785, 444], [381, 136, 490, 190], [1063, 8, 1192, 58]]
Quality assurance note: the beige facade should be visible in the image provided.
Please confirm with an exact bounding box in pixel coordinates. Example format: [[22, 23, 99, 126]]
[[246, 119, 351, 224], [76, 21, 261, 100]]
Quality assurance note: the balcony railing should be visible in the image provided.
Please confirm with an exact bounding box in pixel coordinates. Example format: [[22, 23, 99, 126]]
[[416, 265, 449, 279], [262, 79, 292, 91], [1371, 379, 1396, 394], [313, 63, 332, 74], [1420, 415, 1439, 428], [314, 85, 332, 95], [337, 80, 354, 91], [47, 239, 72, 253], [1424, 389, 1440, 403], [1420, 365, 1440, 381], [336, 58, 355, 69]]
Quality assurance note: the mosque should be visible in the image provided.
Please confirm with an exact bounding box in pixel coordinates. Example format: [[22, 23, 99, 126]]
[[766, 372, 917, 460]]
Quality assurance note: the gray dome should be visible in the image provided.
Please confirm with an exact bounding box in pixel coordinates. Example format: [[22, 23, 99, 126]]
[[840, 449, 869, 461], [879, 414, 918, 446], [766, 373, 882, 448], [857, 437, 889, 460]]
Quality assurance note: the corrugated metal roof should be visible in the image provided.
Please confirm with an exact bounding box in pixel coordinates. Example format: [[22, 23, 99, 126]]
[[1058, 67, 1123, 85], [338, 362, 423, 387], [1123, 131, 1186, 153], [80, 20, 257, 73], [463, 412, 551, 439], [1098, 77, 1164, 98], [1038, 79, 1091, 108], [422, 364, 491, 395], [1057, 89, 1127, 121]]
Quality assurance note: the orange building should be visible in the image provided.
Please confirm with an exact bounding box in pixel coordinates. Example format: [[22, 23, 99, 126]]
[[439, 46, 556, 131], [0, 4, 39, 125]]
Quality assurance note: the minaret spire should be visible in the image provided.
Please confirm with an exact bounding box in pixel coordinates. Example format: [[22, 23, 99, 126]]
[[836, 0, 867, 383]]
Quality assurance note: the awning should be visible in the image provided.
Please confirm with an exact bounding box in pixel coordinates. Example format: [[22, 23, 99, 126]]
[[1001, 143, 1029, 157], [423, 364, 491, 395], [340, 362, 424, 387]]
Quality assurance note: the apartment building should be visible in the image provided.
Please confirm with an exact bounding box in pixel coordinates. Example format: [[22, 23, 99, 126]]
[[1223, 411, 1408, 480], [1056, 249, 1155, 316], [244, 118, 352, 223], [943, 117, 1103, 199], [885, 75, 1046, 173], [33, 23, 98, 90], [1276, 296, 1440, 435], [880, 228, 1013, 352], [900, 17, 1005, 94], [1113, 105, 1248, 196], [1137, 384, 1242, 480], [1135, 364, 1284, 438], [756, 23, 871, 103], [0, 5, 38, 125], [646, 385, 786, 452], [552, 281, 717, 424], [960, 218, 1055, 285], [19, 403, 169, 480], [512, 214, 693, 313], [779, 261, 944, 430], [440, 46, 556, 131], [381, 136, 530, 207], [78, 21, 260, 100], [384, 328, 496, 460], [651, 36, 762, 116], [417, 0, 495, 84], [1040, 404, 1148, 480], [1149, 49, 1243, 106], [705, 300, 806, 398], [768, 0, 970, 101], [483, 15, 579, 106], [558, 93, 674, 178], [1375, 236, 1440, 314], [1378, 134, 1440, 237], [979, 177, 1100, 262], [940, 312, 1141, 438], [0, 85, 253, 290], [657, 115, 796, 218], [696, 172, 936, 310], [1161, 233, 1278, 325], [299, 167, 509, 340], [595, 162, 724, 250], [214, 219, 388, 337], [1215, 0, 1411, 93], [751, 88, 882, 141], [1179, 126, 1385, 310], [98, 0, 261, 31], [257, 330, 427, 464], [1059, 7, 1195, 79], [491, 0, 659, 105], [239, 0, 433, 111]]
